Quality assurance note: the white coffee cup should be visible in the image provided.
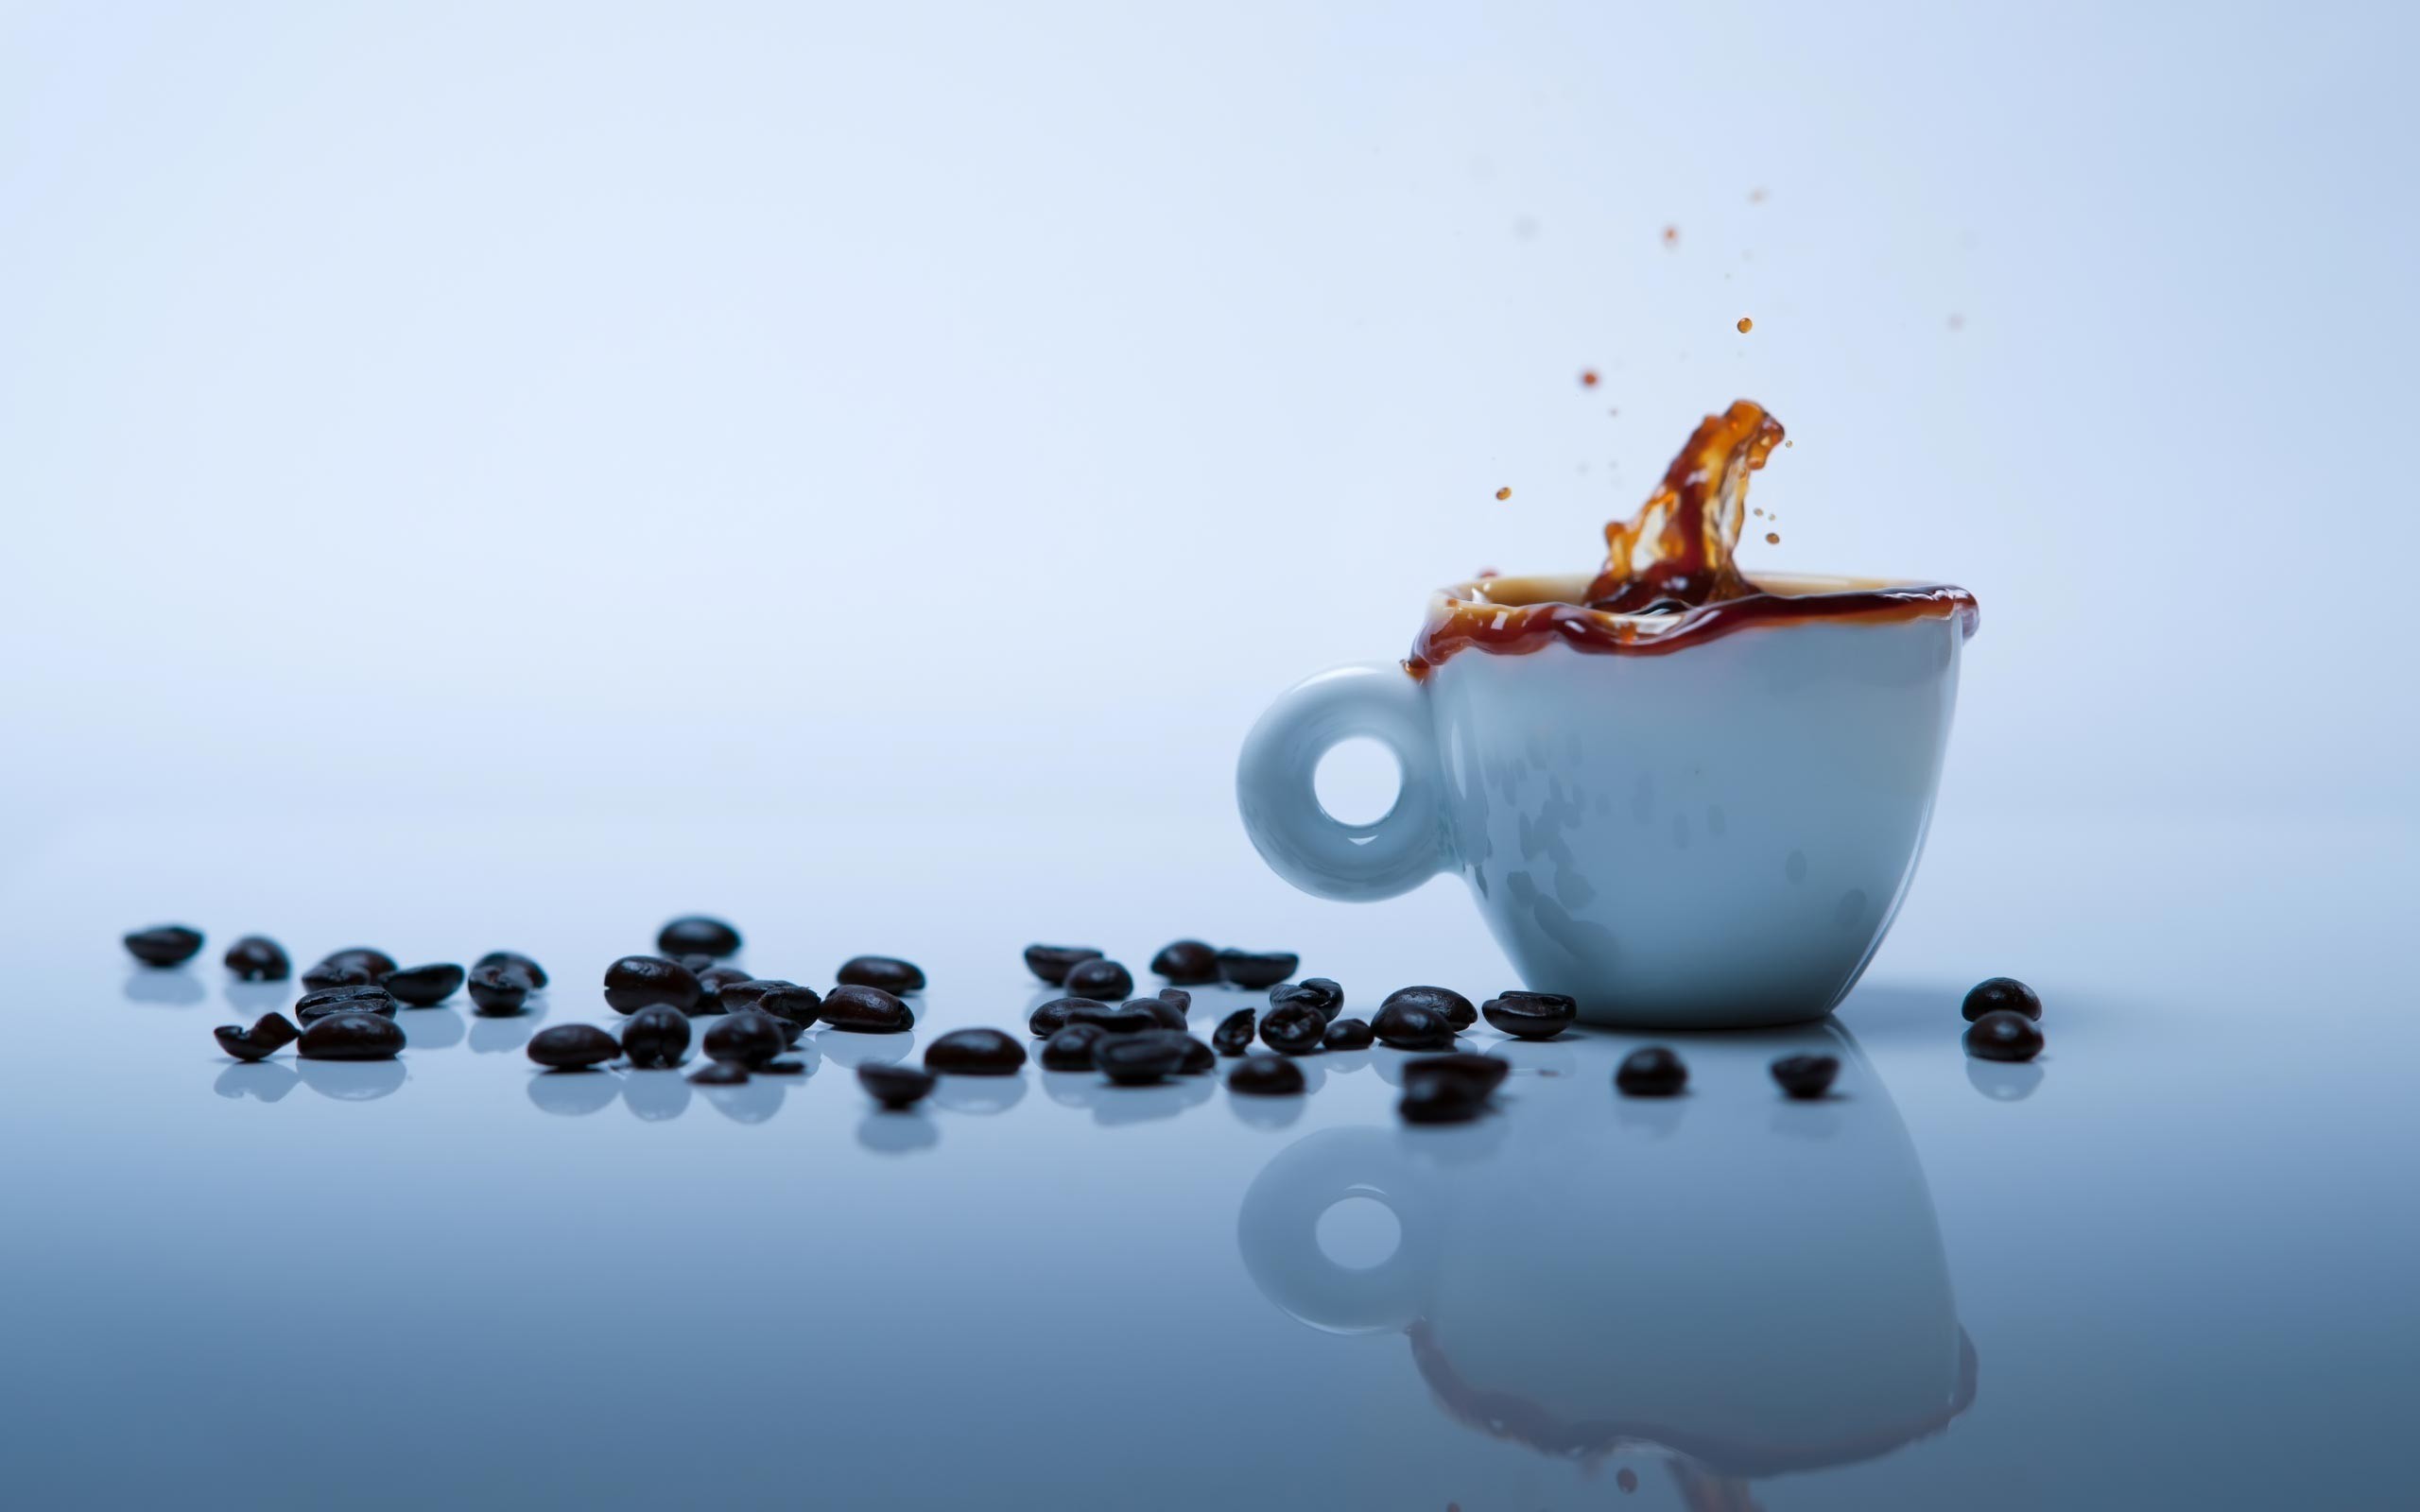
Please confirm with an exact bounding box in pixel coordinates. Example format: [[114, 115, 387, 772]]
[[1236, 573, 1975, 1028]]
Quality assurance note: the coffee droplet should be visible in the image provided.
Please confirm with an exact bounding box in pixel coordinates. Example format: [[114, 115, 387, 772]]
[[1737, 317, 1754, 333], [1765, 531, 1779, 544], [1495, 487, 1512, 501], [1661, 225, 1679, 247]]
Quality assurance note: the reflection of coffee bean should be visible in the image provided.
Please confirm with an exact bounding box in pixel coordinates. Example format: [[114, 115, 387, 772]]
[[1095, 1032, 1189, 1085], [1213, 1009, 1257, 1057], [1041, 1023, 1109, 1070], [656, 916, 742, 958], [1063, 958, 1134, 1002], [475, 951, 548, 989], [467, 964, 532, 1015], [620, 1005, 692, 1069], [838, 955, 925, 993], [528, 1023, 619, 1070], [1066, 1003, 1159, 1036], [1151, 939, 1219, 984], [1228, 1054, 1305, 1096], [1260, 1005, 1327, 1056], [1024, 944, 1103, 985], [382, 963, 465, 1006], [298, 1011, 405, 1061], [603, 955, 701, 1015], [702, 1010, 787, 1068], [125, 925, 205, 968], [858, 1063, 935, 1108], [1382, 986, 1477, 1030], [214, 1012, 300, 1061], [1217, 950, 1298, 989], [1372, 1001, 1456, 1051], [1404, 1053, 1509, 1097], [1962, 977, 2041, 1022], [1615, 1046, 1687, 1096], [1028, 997, 1105, 1037], [1963, 1011, 2043, 1061], [296, 985, 397, 1023], [1322, 1018, 1374, 1051], [1770, 1053, 1840, 1098], [222, 936, 289, 981], [1270, 978, 1343, 1022], [1480, 991, 1576, 1040], [756, 1059, 807, 1076], [820, 985, 914, 1033], [693, 965, 752, 1016], [690, 1060, 750, 1087], [925, 1028, 1028, 1075], [1398, 1074, 1485, 1124]]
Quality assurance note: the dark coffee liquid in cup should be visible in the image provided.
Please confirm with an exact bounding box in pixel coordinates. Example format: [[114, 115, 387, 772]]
[[1407, 401, 1979, 678]]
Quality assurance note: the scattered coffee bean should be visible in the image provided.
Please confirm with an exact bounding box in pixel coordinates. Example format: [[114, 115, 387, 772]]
[[1213, 1008, 1257, 1057], [717, 978, 783, 1016], [1372, 1000, 1456, 1051], [925, 1028, 1029, 1075], [602, 955, 701, 1015], [1125, 996, 1188, 1031], [838, 955, 925, 993], [295, 985, 398, 1023], [753, 983, 822, 1027], [693, 965, 752, 1015], [1962, 977, 2042, 1022], [1065, 1002, 1160, 1036], [1151, 939, 1219, 985], [124, 925, 204, 968], [1771, 1054, 1841, 1099], [690, 1060, 750, 1087], [382, 963, 465, 1007], [310, 948, 399, 986], [1481, 990, 1576, 1040], [297, 1010, 405, 1061], [1041, 1023, 1110, 1070], [620, 1005, 693, 1069], [1406, 1053, 1512, 1097], [657, 916, 743, 958], [1260, 1005, 1327, 1056], [213, 1011, 301, 1061], [701, 1009, 788, 1068], [467, 964, 532, 1015], [1217, 950, 1298, 989], [1399, 1074, 1487, 1125], [1615, 1046, 1688, 1096], [1063, 958, 1134, 1002], [222, 936, 289, 981], [528, 1023, 620, 1070], [1024, 944, 1104, 986], [1176, 1036, 1216, 1074], [1227, 1053, 1306, 1095], [299, 961, 373, 990], [1095, 1031, 1190, 1085], [858, 1063, 936, 1108], [819, 984, 914, 1034], [475, 951, 548, 989], [1270, 978, 1344, 1022], [1383, 986, 1477, 1030], [1322, 1017, 1374, 1051], [1964, 1010, 2044, 1062], [674, 954, 717, 974], [755, 1059, 807, 1076], [771, 1016, 806, 1047], [1028, 996, 1104, 1037]]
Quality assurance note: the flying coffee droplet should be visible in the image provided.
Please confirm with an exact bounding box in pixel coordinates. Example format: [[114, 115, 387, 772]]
[[1765, 531, 1779, 544], [1580, 369, 1599, 387], [1495, 487, 1512, 501], [1661, 225, 1679, 247], [1737, 317, 1753, 333]]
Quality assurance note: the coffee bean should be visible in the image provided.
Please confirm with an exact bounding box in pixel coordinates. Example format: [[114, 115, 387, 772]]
[[297, 1010, 405, 1061], [1151, 939, 1219, 985], [1041, 1023, 1110, 1070], [717, 978, 783, 1016], [819, 984, 914, 1034], [1124, 996, 1188, 1031], [1270, 978, 1344, 1022], [1217, 950, 1298, 989], [1771, 1054, 1841, 1099], [1065, 1002, 1160, 1036], [1615, 1046, 1688, 1096], [1962, 977, 2042, 1022], [771, 1016, 806, 1047], [311, 948, 399, 985], [1157, 988, 1191, 1015], [1399, 1074, 1486, 1125], [858, 1063, 936, 1108], [655, 915, 742, 958], [1481, 990, 1576, 1040], [299, 961, 372, 990], [674, 954, 717, 975], [1322, 1017, 1374, 1051], [1095, 1031, 1189, 1085], [925, 1028, 1028, 1075], [620, 1005, 693, 1069], [213, 1011, 301, 1061], [602, 955, 701, 1015], [755, 983, 822, 1027], [1260, 1005, 1326, 1056], [1024, 944, 1103, 986], [693, 965, 752, 1015], [1405, 1052, 1511, 1097], [1063, 958, 1134, 1002], [295, 985, 398, 1023], [702, 1010, 788, 1068], [1028, 996, 1105, 1037], [528, 1023, 620, 1070], [1176, 1036, 1216, 1074], [1213, 1008, 1257, 1057], [467, 964, 532, 1015], [124, 925, 204, 968], [382, 963, 465, 1007], [1964, 1011, 2044, 1062], [1372, 1001, 1456, 1051], [475, 951, 548, 989], [1227, 1053, 1305, 1095], [1384, 986, 1478, 1030], [222, 936, 289, 981], [690, 1060, 750, 1087], [838, 955, 925, 993]]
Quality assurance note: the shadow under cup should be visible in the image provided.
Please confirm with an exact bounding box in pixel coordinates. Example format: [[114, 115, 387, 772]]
[[1236, 574, 1974, 1028]]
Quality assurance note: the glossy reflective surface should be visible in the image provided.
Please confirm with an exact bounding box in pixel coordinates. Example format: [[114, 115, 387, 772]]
[[0, 811, 2411, 1508]]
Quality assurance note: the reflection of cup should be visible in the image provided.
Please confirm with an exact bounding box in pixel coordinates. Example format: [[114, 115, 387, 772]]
[[1236, 1027, 1972, 1484]]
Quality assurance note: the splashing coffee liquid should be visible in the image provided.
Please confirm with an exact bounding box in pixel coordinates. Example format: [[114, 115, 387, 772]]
[[1408, 400, 1977, 678]]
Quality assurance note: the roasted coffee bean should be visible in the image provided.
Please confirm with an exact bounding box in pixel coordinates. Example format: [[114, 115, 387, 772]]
[[1041, 1023, 1110, 1071], [1770, 1054, 1841, 1099], [717, 978, 783, 1015], [222, 936, 289, 981], [1371, 1001, 1456, 1051], [858, 1063, 936, 1108], [1615, 1046, 1688, 1096], [693, 965, 752, 1015], [819, 984, 914, 1034], [754, 983, 822, 1027], [1481, 990, 1577, 1040], [925, 1028, 1029, 1074], [213, 1011, 301, 1062], [1260, 1005, 1327, 1056], [297, 1010, 405, 1061], [1095, 1031, 1190, 1085], [702, 1009, 787, 1068], [295, 985, 398, 1023], [1213, 1008, 1257, 1057], [690, 1060, 750, 1087], [1227, 1053, 1305, 1095], [675, 954, 717, 974], [602, 955, 701, 1015], [382, 963, 465, 1007], [307, 948, 398, 988], [467, 964, 532, 1015], [1024, 944, 1103, 986], [1217, 949, 1298, 989], [657, 916, 743, 958], [299, 961, 372, 990], [1962, 977, 2042, 1022], [1063, 958, 1134, 1002], [771, 1016, 806, 1047], [1405, 1052, 1510, 1097], [1065, 1002, 1160, 1036], [1383, 986, 1477, 1030], [1270, 977, 1344, 1021], [1157, 988, 1191, 1015], [1124, 996, 1188, 1031], [838, 955, 925, 993], [1322, 1017, 1374, 1051], [528, 1023, 620, 1070], [1028, 996, 1105, 1037], [1151, 939, 1219, 985], [475, 951, 548, 989], [1964, 1010, 2044, 1062], [124, 925, 204, 968], [1176, 1036, 1216, 1074], [620, 1005, 693, 1069], [1399, 1074, 1487, 1125]]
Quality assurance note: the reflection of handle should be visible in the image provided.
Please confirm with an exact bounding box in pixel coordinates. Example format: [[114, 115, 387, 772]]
[[1236, 662, 1445, 902], [1236, 1127, 1435, 1335]]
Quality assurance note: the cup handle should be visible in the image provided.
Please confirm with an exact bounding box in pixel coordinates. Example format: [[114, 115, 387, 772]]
[[1236, 662, 1446, 902]]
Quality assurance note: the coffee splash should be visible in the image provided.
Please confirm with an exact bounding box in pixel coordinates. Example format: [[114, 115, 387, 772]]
[[1586, 399, 1783, 613]]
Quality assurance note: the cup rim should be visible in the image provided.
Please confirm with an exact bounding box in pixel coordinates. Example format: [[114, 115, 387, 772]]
[[1433, 570, 1964, 620]]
